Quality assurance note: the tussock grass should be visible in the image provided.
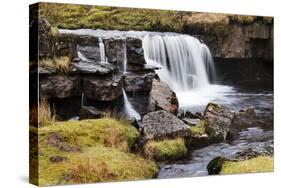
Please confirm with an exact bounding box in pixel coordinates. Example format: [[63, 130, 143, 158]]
[[34, 118, 158, 186], [144, 138, 187, 161], [221, 156, 274, 174], [39, 98, 55, 127], [39, 56, 71, 74]]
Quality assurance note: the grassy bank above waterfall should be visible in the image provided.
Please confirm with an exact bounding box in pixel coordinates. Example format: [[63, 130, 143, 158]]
[[30, 118, 158, 186], [37, 3, 272, 33]]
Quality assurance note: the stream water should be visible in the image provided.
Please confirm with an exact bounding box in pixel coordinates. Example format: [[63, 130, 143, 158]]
[[60, 29, 273, 177]]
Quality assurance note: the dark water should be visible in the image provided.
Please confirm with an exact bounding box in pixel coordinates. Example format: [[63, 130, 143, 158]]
[[158, 87, 273, 178]]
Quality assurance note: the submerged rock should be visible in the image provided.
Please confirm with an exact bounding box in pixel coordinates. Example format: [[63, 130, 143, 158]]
[[40, 75, 81, 99], [148, 79, 179, 115], [142, 110, 190, 140], [83, 74, 124, 101], [233, 106, 256, 127], [204, 103, 234, 142]]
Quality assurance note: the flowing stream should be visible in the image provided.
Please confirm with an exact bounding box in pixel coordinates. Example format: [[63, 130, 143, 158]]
[[60, 29, 273, 177]]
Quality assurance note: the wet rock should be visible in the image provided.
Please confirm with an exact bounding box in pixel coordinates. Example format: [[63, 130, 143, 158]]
[[70, 62, 115, 74], [83, 74, 124, 101], [104, 38, 124, 64], [124, 72, 155, 92], [142, 110, 191, 140], [40, 75, 81, 99], [207, 157, 228, 175], [148, 79, 179, 115], [181, 118, 201, 126], [189, 133, 209, 149], [233, 106, 256, 126], [76, 35, 100, 61], [204, 103, 234, 142], [233, 142, 274, 161], [79, 106, 104, 120], [126, 37, 146, 65]]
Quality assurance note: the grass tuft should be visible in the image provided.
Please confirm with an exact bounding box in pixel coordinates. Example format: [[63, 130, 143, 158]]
[[144, 138, 187, 161], [39, 56, 71, 74], [39, 98, 55, 127], [221, 156, 274, 174]]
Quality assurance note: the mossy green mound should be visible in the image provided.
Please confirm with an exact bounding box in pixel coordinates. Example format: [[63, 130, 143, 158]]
[[30, 118, 158, 186], [144, 138, 187, 161], [190, 120, 207, 136], [221, 156, 274, 174]]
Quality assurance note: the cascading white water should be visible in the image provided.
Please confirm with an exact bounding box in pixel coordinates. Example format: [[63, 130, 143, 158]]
[[142, 34, 233, 111], [122, 89, 141, 121], [143, 34, 215, 92], [123, 41, 127, 74], [99, 37, 107, 63]]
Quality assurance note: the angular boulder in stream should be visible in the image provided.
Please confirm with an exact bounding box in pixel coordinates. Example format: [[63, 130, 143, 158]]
[[83, 74, 124, 101], [124, 72, 155, 93], [204, 103, 234, 142], [142, 110, 191, 140], [148, 79, 179, 115]]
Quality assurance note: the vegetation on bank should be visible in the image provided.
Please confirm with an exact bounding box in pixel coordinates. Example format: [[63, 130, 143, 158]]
[[30, 118, 158, 186], [39, 56, 71, 74], [38, 3, 273, 33], [144, 138, 187, 161], [221, 156, 274, 174]]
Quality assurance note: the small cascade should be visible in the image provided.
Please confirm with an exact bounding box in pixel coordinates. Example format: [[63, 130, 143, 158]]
[[123, 41, 127, 74], [81, 92, 84, 107], [99, 37, 107, 63], [142, 34, 216, 92], [122, 88, 141, 121]]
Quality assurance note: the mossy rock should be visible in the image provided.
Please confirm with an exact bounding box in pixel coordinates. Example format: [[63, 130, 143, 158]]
[[30, 118, 158, 186], [221, 156, 274, 174], [144, 138, 187, 161]]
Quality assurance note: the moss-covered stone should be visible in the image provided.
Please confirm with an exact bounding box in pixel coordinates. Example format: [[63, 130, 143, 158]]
[[31, 118, 158, 186], [190, 120, 207, 136], [221, 156, 274, 174], [144, 138, 187, 161]]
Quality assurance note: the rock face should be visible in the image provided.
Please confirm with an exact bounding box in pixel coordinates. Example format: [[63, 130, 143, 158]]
[[126, 37, 146, 65], [142, 110, 190, 140], [71, 62, 115, 75], [124, 72, 155, 93], [76, 35, 101, 61], [40, 76, 81, 99], [204, 103, 234, 142], [148, 79, 179, 115], [83, 74, 124, 101]]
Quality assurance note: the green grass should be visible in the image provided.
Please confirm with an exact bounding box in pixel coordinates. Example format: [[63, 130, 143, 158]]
[[30, 118, 158, 186], [39, 56, 71, 74], [221, 156, 274, 174], [144, 138, 187, 161]]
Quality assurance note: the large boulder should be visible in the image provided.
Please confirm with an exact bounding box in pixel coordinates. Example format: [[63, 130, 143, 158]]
[[204, 103, 234, 142], [40, 75, 81, 99], [83, 74, 124, 101], [142, 110, 191, 140], [124, 72, 155, 93], [148, 79, 179, 115]]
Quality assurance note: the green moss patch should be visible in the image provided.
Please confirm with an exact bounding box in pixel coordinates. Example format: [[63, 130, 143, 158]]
[[144, 138, 187, 161], [221, 156, 274, 174], [190, 120, 207, 136], [31, 118, 158, 186]]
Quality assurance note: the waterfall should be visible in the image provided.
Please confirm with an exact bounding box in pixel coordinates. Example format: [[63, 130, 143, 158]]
[[99, 37, 107, 63], [142, 34, 215, 92], [123, 41, 127, 74], [122, 88, 141, 121]]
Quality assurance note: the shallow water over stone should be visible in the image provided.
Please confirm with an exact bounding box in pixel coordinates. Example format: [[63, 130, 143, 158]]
[[158, 89, 273, 178]]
